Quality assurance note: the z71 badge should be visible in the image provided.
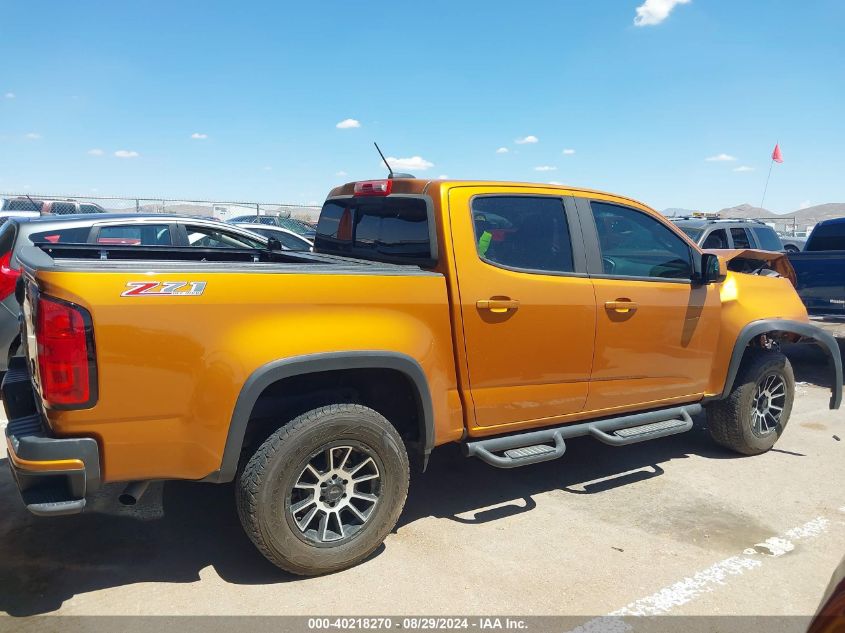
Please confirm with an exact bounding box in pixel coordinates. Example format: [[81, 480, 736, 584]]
[[121, 281, 207, 297]]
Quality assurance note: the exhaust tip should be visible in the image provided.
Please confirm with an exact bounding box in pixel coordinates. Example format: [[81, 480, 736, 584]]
[[118, 493, 138, 506], [119, 480, 151, 506]]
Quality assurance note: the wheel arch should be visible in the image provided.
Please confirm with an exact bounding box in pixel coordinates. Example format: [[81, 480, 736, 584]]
[[207, 351, 435, 483], [713, 319, 842, 409]]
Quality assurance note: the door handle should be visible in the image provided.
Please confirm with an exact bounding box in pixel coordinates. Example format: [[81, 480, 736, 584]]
[[605, 300, 638, 313], [477, 299, 520, 313]]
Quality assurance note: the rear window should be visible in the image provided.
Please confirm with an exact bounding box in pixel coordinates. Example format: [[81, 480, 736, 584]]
[[807, 223, 845, 251], [79, 203, 105, 214], [5, 199, 43, 212], [315, 197, 433, 265], [751, 226, 783, 251]]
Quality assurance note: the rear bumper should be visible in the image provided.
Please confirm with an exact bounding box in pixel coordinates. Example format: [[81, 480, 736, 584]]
[[2, 356, 100, 516]]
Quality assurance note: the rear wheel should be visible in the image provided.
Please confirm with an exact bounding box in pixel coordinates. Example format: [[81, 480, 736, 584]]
[[706, 349, 794, 455], [236, 403, 409, 575]]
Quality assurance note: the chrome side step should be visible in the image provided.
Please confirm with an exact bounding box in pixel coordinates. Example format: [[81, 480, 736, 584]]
[[464, 404, 699, 469]]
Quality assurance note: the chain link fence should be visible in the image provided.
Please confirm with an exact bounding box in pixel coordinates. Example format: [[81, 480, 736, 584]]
[[0, 193, 322, 225]]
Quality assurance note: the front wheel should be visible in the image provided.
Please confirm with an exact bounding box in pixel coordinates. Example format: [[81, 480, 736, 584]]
[[236, 403, 410, 575], [706, 349, 795, 455]]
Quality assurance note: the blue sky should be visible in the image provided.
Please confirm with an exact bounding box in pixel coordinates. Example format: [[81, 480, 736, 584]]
[[1, 0, 843, 212]]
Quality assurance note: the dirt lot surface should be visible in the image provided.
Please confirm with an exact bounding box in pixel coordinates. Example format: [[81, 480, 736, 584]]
[[1, 342, 843, 628]]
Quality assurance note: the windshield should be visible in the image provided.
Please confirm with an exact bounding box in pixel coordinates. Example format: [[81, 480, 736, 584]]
[[678, 226, 703, 241]]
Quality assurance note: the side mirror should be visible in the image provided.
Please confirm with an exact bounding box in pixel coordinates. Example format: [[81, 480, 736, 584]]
[[695, 252, 725, 284], [266, 237, 283, 251]]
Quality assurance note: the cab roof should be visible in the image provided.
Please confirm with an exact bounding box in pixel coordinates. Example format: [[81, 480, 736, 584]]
[[326, 178, 655, 211]]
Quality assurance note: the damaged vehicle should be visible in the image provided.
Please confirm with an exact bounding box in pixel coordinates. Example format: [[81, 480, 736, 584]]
[[3, 177, 840, 575]]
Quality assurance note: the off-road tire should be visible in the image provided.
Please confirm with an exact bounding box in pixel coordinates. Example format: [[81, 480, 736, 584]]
[[706, 349, 794, 455], [236, 404, 410, 575]]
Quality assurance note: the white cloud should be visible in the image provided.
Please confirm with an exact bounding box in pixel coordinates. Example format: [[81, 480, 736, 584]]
[[515, 135, 539, 144], [496, 147, 509, 154], [438, 174, 449, 179], [24, 132, 41, 139], [562, 148, 576, 155], [800, 200, 812, 210], [733, 165, 755, 172], [336, 118, 361, 129], [705, 153, 737, 162], [384, 155, 434, 171], [548, 181, 563, 185], [534, 165, 557, 172], [87, 148, 104, 156], [190, 132, 208, 139], [634, 0, 691, 27], [336, 170, 348, 177], [114, 150, 139, 158], [4, 92, 14, 99]]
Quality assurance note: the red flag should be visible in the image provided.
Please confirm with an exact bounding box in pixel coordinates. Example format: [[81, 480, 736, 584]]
[[772, 143, 784, 163]]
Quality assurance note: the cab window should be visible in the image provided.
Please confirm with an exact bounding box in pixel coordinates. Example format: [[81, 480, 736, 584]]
[[471, 196, 574, 273], [591, 202, 692, 280]]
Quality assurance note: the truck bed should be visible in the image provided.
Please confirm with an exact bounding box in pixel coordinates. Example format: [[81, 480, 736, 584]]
[[16, 242, 460, 483]]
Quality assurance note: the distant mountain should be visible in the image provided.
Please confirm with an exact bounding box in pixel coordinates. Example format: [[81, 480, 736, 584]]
[[716, 203, 776, 219], [715, 202, 845, 229], [794, 203, 845, 224]]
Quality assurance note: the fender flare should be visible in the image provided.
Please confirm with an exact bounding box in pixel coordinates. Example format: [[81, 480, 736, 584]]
[[715, 319, 842, 409], [206, 351, 435, 483]]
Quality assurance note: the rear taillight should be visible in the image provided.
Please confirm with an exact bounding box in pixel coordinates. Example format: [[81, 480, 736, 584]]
[[353, 180, 392, 196], [35, 295, 97, 408], [0, 251, 20, 301]]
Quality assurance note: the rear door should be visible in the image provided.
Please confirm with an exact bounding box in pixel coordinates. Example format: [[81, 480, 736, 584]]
[[448, 186, 596, 430]]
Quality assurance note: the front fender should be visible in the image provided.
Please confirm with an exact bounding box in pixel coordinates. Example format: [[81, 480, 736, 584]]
[[715, 319, 842, 409]]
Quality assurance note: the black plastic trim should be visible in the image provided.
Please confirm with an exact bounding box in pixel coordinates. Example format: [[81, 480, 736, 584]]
[[2, 358, 102, 516], [208, 351, 435, 483], [712, 319, 842, 409]]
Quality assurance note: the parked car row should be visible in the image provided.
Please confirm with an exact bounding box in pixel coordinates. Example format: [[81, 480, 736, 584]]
[[0, 197, 106, 225]]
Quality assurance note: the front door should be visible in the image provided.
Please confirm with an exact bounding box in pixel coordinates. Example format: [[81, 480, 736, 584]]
[[577, 198, 721, 411], [448, 187, 596, 430]]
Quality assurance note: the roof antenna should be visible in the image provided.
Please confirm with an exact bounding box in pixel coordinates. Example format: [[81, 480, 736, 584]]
[[374, 142, 414, 179], [374, 142, 394, 179]]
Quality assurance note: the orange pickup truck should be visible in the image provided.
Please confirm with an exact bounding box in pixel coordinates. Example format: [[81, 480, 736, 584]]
[[3, 177, 841, 575]]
